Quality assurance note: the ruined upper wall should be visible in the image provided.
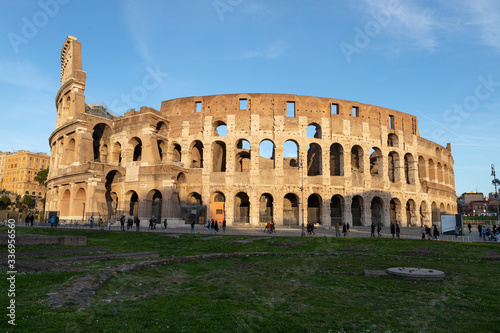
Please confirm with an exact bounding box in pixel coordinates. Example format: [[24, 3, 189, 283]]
[[160, 93, 420, 137]]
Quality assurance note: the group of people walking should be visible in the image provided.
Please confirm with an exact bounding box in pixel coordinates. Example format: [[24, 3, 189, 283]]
[[205, 219, 226, 233], [421, 224, 440, 240]]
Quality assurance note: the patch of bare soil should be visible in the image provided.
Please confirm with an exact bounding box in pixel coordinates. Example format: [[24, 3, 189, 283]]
[[340, 244, 372, 252], [268, 241, 305, 247], [483, 249, 500, 261], [404, 246, 436, 256]]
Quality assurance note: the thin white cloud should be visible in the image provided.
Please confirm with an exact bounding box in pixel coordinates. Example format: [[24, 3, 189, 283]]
[[241, 40, 290, 59], [362, 0, 440, 52], [0, 58, 57, 92], [462, 0, 500, 50]]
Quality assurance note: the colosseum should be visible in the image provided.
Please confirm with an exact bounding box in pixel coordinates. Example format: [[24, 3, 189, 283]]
[[45, 36, 457, 228]]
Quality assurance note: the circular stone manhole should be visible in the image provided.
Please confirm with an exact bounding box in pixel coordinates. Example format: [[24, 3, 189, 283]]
[[387, 267, 445, 280]]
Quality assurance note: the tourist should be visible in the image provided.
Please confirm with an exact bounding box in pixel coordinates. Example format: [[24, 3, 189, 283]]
[[135, 217, 140, 231], [467, 223, 472, 233], [127, 218, 133, 230], [478, 223, 482, 238], [370, 223, 375, 237], [50, 215, 55, 228], [421, 225, 426, 239], [264, 221, 269, 233], [120, 215, 125, 231], [99, 218, 104, 230], [55, 216, 59, 228], [346, 222, 350, 235], [191, 220, 195, 233], [390, 223, 396, 238], [335, 222, 341, 237], [222, 220, 226, 232], [89, 215, 94, 228], [396, 223, 400, 239], [163, 219, 168, 230], [214, 220, 219, 232], [342, 222, 347, 236], [482, 225, 487, 240], [433, 225, 440, 240], [25, 214, 30, 226], [377, 223, 382, 237], [30, 213, 34, 226], [455, 225, 461, 238]]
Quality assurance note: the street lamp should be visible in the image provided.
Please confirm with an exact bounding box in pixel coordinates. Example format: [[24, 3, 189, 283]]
[[299, 153, 306, 237], [491, 164, 500, 223]]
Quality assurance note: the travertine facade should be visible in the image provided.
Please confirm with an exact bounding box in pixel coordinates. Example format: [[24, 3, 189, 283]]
[[46, 36, 457, 227]]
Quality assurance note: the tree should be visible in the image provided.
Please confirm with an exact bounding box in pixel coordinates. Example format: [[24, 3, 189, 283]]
[[22, 195, 35, 209], [34, 169, 49, 185], [0, 195, 11, 209]]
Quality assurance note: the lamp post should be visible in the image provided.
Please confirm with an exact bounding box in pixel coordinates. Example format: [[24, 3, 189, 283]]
[[299, 153, 306, 237], [491, 164, 500, 223]]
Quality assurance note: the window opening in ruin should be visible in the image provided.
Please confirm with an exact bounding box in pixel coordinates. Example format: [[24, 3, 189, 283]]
[[389, 115, 395, 129], [307, 123, 322, 139], [307, 194, 321, 224], [259, 140, 275, 169], [173, 144, 181, 163], [404, 153, 414, 184], [351, 196, 363, 226], [307, 143, 322, 176], [331, 103, 339, 115], [411, 118, 417, 135], [330, 143, 343, 176], [371, 197, 383, 225], [330, 195, 343, 226], [236, 139, 251, 172], [235, 192, 250, 223], [387, 133, 398, 147], [352, 106, 359, 117], [212, 141, 226, 172], [287, 102, 295, 117], [283, 193, 299, 226], [388, 151, 399, 183], [283, 140, 299, 168], [259, 193, 274, 223], [216, 124, 227, 136], [370, 148, 381, 176], [239, 99, 247, 110], [196, 101, 202, 113], [191, 141, 204, 168], [406, 200, 415, 226], [390, 198, 400, 225]]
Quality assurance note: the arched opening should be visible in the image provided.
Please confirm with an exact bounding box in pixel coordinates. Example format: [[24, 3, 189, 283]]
[[437, 162, 444, 183], [105, 170, 122, 218], [428, 159, 436, 181], [73, 188, 86, 220], [147, 190, 162, 222], [404, 153, 415, 184], [112, 142, 122, 165], [418, 156, 426, 181], [156, 122, 168, 136], [387, 133, 398, 147], [440, 203, 446, 219], [390, 198, 401, 225], [307, 143, 322, 176], [235, 139, 251, 172], [234, 192, 250, 223], [446, 203, 451, 213], [127, 191, 139, 218], [420, 201, 428, 226], [330, 143, 344, 176], [370, 147, 382, 176], [330, 195, 344, 227], [388, 151, 400, 183], [211, 192, 225, 222], [65, 138, 76, 165], [129, 137, 142, 162], [406, 199, 416, 226], [431, 201, 439, 224], [157, 140, 166, 163], [283, 140, 299, 169], [307, 123, 322, 139], [61, 189, 71, 218], [92, 123, 112, 162], [371, 197, 384, 226], [283, 193, 299, 226], [214, 121, 227, 136], [172, 144, 181, 163], [190, 141, 204, 168], [307, 194, 322, 224], [212, 141, 226, 172], [176, 173, 188, 202], [259, 193, 274, 223], [188, 192, 202, 205], [351, 195, 363, 226], [259, 139, 275, 169], [351, 145, 363, 171]]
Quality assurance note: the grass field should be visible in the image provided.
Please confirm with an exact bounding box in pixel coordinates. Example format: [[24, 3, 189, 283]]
[[1, 227, 500, 332]]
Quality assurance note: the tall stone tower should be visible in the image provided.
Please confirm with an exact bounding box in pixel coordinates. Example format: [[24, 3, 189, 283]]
[[55, 36, 86, 128]]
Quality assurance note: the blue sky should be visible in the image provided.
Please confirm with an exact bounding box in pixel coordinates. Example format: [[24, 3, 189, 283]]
[[1, 0, 500, 196]]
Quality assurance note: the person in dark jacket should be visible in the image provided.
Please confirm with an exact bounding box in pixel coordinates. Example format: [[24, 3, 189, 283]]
[[390, 224, 396, 238]]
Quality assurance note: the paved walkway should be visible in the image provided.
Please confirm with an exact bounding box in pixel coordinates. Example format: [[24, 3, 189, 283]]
[[10, 221, 496, 243]]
